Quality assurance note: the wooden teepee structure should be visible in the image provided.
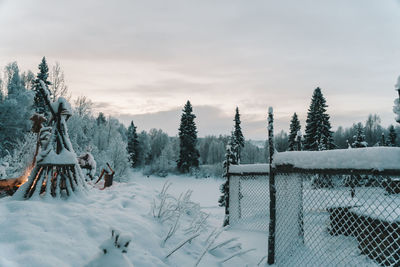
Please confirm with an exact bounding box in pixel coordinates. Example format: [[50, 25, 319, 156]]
[[13, 80, 87, 199]]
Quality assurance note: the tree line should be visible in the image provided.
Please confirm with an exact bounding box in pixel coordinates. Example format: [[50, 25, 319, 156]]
[[0, 58, 398, 179]]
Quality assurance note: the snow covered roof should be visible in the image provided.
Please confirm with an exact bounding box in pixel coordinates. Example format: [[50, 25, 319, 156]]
[[229, 164, 270, 174], [273, 147, 400, 172]]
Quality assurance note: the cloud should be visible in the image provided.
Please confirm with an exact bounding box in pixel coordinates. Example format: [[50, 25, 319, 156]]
[[116, 105, 233, 137], [114, 104, 301, 140], [1, 0, 400, 138]]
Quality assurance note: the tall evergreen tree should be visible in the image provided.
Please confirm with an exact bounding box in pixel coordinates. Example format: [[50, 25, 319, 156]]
[[33, 57, 51, 115], [177, 100, 200, 173], [219, 144, 235, 226], [127, 121, 139, 167], [352, 122, 367, 148], [388, 125, 397, 147], [232, 107, 244, 163], [303, 87, 334, 151], [288, 112, 301, 151], [96, 112, 107, 126]]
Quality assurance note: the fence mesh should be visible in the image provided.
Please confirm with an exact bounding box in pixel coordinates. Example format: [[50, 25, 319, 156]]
[[275, 171, 400, 267], [229, 174, 269, 232]]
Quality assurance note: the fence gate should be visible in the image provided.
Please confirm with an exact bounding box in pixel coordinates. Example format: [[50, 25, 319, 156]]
[[228, 164, 269, 232], [271, 148, 400, 267]]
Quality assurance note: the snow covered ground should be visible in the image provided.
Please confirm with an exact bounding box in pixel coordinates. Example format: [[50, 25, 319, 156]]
[[0, 172, 267, 267]]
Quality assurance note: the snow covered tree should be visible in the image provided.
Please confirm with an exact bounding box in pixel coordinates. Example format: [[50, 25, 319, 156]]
[[177, 101, 200, 173], [206, 139, 225, 164], [136, 130, 151, 166], [5, 62, 25, 98], [107, 134, 130, 181], [365, 114, 383, 146], [219, 144, 235, 226], [0, 78, 4, 101], [49, 62, 69, 101], [74, 96, 93, 117], [381, 133, 386, 147], [388, 125, 397, 147], [232, 107, 244, 163], [274, 130, 289, 152], [352, 122, 368, 148], [0, 75, 33, 156], [33, 57, 51, 115], [21, 70, 35, 90], [127, 121, 139, 167], [288, 112, 301, 151], [149, 142, 175, 177], [303, 87, 334, 151], [394, 75, 400, 123]]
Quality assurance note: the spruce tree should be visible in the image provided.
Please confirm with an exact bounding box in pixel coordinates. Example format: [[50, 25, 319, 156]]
[[352, 122, 367, 148], [33, 57, 51, 115], [218, 144, 235, 226], [96, 112, 107, 126], [177, 100, 200, 173], [127, 121, 139, 167], [232, 107, 244, 163], [388, 125, 397, 146], [303, 87, 334, 151], [381, 133, 386, 147], [288, 112, 301, 151]]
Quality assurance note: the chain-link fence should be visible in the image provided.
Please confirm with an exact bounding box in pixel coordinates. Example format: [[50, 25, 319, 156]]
[[273, 167, 400, 267], [228, 165, 269, 232]]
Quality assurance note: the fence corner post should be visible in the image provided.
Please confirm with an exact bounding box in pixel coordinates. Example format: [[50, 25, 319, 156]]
[[222, 145, 231, 227], [267, 107, 276, 265]]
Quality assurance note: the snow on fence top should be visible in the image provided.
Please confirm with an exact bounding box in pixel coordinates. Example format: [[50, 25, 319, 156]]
[[229, 164, 270, 174], [273, 147, 400, 171]]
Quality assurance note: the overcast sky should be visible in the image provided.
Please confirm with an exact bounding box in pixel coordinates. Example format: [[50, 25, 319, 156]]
[[1, 0, 400, 139]]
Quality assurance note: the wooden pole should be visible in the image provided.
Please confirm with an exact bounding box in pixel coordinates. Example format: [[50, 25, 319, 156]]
[[267, 107, 276, 265]]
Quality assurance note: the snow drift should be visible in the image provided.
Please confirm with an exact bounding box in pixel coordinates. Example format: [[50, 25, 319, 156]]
[[273, 147, 400, 171]]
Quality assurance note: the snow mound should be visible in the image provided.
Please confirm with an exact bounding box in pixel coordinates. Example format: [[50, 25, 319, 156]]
[[273, 147, 400, 171], [229, 164, 269, 174], [0, 174, 261, 266], [51, 97, 72, 116], [86, 229, 133, 267]]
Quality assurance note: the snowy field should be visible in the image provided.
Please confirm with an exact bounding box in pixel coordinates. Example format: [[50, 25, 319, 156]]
[[0, 172, 267, 267]]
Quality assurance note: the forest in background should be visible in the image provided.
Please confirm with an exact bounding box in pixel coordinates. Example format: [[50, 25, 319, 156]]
[[0, 59, 399, 179]]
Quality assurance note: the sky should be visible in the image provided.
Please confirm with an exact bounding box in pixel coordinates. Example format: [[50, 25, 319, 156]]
[[1, 0, 400, 140]]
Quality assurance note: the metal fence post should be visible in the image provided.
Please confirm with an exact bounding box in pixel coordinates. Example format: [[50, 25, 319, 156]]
[[267, 107, 276, 265]]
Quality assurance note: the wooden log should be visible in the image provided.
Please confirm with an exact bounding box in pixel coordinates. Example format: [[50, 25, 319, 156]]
[[27, 166, 45, 198]]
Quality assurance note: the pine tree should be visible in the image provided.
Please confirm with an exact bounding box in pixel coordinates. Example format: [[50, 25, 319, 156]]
[[127, 121, 139, 167], [303, 87, 334, 151], [177, 101, 200, 173], [388, 125, 397, 146], [33, 57, 51, 115], [352, 122, 368, 148], [232, 107, 244, 163], [96, 112, 107, 126], [381, 133, 386, 147], [218, 144, 235, 226], [288, 112, 301, 151]]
